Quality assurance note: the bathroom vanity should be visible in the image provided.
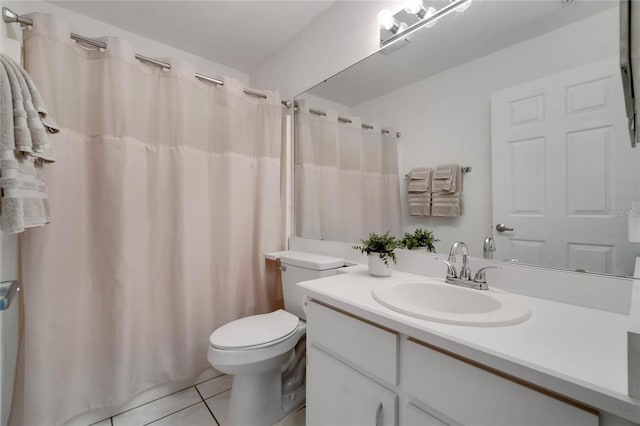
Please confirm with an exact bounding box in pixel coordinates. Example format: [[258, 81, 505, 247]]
[[299, 266, 639, 426]]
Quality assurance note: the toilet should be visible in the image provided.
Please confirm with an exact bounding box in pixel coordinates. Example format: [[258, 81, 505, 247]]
[[207, 251, 344, 426]]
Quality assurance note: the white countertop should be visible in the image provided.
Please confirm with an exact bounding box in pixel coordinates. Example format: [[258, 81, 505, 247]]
[[297, 265, 640, 423]]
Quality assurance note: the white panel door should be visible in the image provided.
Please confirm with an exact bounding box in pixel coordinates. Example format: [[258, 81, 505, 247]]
[[491, 58, 640, 276]]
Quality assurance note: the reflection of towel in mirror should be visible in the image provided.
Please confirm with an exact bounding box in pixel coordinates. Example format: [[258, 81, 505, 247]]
[[431, 193, 463, 217], [432, 164, 462, 194], [408, 193, 431, 217], [431, 164, 463, 217], [407, 167, 431, 216], [407, 167, 432, 193], [407, 167, 430, 180]]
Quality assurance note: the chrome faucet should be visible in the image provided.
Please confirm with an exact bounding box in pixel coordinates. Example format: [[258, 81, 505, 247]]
[[483, 237, 496, 260], [448, 241, 471, 280], [436, 241, 501, 290]]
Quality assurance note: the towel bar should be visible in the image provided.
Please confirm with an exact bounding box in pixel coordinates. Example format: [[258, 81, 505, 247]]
[[405, 166, 471, 178]]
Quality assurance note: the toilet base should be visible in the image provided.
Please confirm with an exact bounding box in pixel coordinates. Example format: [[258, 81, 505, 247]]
[[227, 371, 304, 426]]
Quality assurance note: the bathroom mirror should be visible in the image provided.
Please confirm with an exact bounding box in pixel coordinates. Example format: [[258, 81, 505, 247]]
[[293, 0, 640, 278]]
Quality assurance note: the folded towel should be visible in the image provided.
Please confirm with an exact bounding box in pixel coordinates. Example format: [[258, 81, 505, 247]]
[[408, 179, 429, 193], [407, 167, 429, 180], [407, 167, 432, 193], [431, 193, 462, 217], [432, 163, 462, 194], [408, 192, 431, 216], [0, 54, 57, 233]]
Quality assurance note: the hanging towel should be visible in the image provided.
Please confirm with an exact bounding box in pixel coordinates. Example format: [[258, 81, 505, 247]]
[[431, 164, 463, 217], [407, 167, 429, 180], [407, 168, 432, 193], [408, 192, 431, 216], [0, 55, 57, 161], [0, 54, 57, 233], [406, 167, 432, 216], [432, 163, 462, 194], [431, 193, 463, 217]]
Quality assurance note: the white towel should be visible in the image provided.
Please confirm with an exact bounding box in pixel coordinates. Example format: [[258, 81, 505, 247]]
[[408, 193, 431, 216], [0, 54, 57, 233], [407, 168, 432, 193], [431, 193, 463, 217], [407, 167, 429, 180], [432, 163, 462, 194]]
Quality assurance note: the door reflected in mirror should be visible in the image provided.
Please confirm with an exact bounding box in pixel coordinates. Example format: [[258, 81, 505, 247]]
[[294, 0, 640, 278]]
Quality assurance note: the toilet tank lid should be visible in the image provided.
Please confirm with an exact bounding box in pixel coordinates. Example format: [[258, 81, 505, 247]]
[[279, 251, 344, 271]]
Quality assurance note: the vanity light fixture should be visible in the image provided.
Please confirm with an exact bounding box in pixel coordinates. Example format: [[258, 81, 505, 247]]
[[379, 0, 471, 47], [451, 0, 472, 13], [377, 9, 403, 34]]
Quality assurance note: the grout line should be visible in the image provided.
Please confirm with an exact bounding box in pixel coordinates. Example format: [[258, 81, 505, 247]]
[[194, 372, 225, 386], [194, 385, 206, 402], [196, 386, 221, 425], [206, 387, 232, 400], [111, 385, 197, 419], [110, 418, 113, 426], [141, 400, 203, 426]]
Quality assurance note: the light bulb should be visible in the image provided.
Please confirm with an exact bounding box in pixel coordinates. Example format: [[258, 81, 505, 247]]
[[397, 22, 409, 33], [403, 0, 424, 15], [452, 0, 472, 12], [377, 9, 397, 31], [423, 7, 437, 27]]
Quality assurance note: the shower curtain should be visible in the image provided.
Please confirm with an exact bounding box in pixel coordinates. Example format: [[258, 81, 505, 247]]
[[13, 13, 284, 425], [294, 100, 401, 242]]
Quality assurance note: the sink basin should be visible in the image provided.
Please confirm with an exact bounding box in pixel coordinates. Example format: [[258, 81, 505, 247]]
[[372, 279, 531, 327]]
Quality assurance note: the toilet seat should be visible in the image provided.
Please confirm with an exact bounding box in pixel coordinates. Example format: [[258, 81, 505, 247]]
[[209, 310, 300, 350]]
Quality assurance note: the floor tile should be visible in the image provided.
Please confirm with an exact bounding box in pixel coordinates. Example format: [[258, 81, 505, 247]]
[[148, 402, 216, 426], [196, 375, 233, 399], [204, 390, 231, 425], [112, 387, 201, 426], [273, 407, 305, 426]]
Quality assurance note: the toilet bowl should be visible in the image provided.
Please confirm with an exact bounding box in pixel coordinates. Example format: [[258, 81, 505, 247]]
[[207, 251, 344, 426]]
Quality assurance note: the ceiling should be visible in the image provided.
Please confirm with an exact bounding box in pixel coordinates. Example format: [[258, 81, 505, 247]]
[[307, 0, 617, 106], [49, 0, 335, 73]]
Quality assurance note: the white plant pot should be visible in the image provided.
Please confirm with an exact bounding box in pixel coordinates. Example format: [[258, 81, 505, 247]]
[[368, 253, 393, 277]]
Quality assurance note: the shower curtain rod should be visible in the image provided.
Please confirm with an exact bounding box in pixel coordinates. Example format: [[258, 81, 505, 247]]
[[300, 105, 394, 136], [2, 7, 291, 108]]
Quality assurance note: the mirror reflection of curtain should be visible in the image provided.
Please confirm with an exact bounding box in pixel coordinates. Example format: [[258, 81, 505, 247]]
[[294, 100, 401, 242], [15, 13, 284, 426]]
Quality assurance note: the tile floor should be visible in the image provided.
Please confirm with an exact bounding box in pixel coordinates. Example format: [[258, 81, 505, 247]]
[[88, 374, 305, 426]]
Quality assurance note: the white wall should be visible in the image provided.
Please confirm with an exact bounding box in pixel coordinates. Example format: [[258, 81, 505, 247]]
[[251, 0, 398, 99], [296, 93, 353, 117], [1, 0, 249, 83], [350, 8, 619, 257]]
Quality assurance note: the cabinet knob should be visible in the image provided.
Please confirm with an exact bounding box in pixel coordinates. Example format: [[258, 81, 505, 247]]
[[375, 402, 383, 426]]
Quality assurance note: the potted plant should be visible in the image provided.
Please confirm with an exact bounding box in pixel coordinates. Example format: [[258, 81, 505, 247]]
[[401, 228, 439, 252], [353, 232, 400, 277]]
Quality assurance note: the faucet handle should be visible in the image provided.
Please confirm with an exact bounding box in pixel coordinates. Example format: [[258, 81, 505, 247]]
[[435, 258, 457, 279], [473, 266, 502, 284]]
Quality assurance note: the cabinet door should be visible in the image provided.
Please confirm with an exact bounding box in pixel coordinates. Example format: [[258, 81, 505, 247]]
[[403, 403, 450, 426], [401, 339, 598, 426], [307, 345, 397, 426]]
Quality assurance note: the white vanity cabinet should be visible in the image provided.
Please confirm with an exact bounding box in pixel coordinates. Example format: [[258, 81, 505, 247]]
[[400, 339, 598, 426], [306, 301, 398, 426], [306, 301, 599, 426]]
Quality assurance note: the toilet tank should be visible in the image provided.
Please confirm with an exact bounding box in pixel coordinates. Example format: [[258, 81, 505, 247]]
[[279, 252, 344, 320]]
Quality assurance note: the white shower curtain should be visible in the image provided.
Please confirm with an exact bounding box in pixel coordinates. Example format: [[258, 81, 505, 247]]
[[294, 100, 401, 242], [13, 13, 284, 425]]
